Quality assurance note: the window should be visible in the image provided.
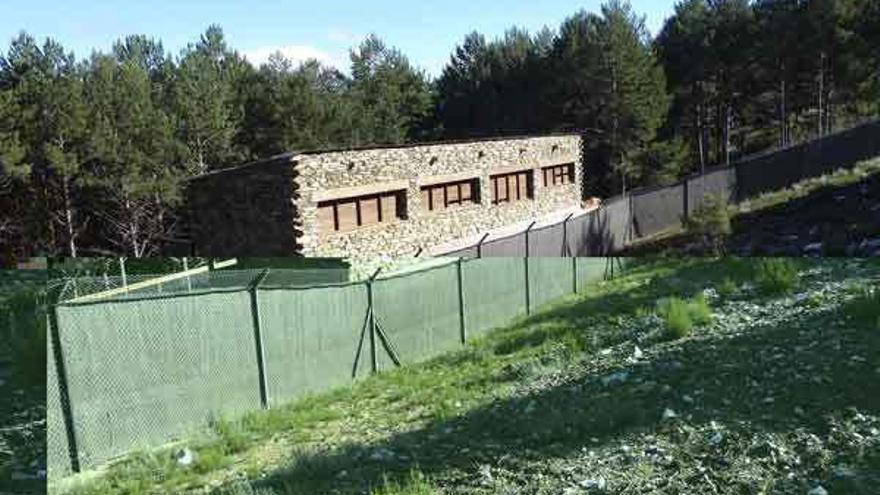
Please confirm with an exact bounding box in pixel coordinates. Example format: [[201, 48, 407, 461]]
[[317, 190, 406, 233], [490, 170, 533, 205], [420, 178, 479, 212], [542, 163, 575, 187]]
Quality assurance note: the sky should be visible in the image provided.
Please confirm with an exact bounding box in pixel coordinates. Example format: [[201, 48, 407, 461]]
[[2, 1, 678, 76]]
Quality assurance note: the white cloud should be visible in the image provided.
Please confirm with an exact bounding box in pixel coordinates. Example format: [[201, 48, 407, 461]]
[[242, 45, 346, 70], [327, 29, 360, 44]]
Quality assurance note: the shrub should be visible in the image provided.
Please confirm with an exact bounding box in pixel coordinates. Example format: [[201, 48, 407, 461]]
[[372, 470, 437, 495], [689, 293, 714, 326], [210, 417, 251, 455], [657, 294, 714, 340], [717, 278, 738, 299], [3, 289, 47, 386], [754, 259, 799, 296], [844, 286, 880, 329], [684, 194, 732, 254]]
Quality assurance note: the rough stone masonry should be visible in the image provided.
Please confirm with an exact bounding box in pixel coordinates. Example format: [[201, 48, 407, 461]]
[[187, 133, 584, 264]]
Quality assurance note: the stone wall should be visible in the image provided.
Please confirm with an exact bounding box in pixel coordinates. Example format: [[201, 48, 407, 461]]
[[294, 134, 584, 263], [187, 156, 299, 256]]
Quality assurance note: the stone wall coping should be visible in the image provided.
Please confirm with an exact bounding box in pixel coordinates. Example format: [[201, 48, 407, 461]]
[[536, 153, 580, 168], [417, 171, 482, 187], [489, 164, 541, 176], [295, 131, 582, 156], [311, 179, 410, 203]]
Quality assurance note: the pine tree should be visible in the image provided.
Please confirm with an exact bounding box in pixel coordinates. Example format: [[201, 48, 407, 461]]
[[554, 1, 670, 195], [349, 34, 433, 145]]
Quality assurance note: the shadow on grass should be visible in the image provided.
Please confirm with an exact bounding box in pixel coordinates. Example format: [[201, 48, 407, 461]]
[[217, 259, 879, 494]]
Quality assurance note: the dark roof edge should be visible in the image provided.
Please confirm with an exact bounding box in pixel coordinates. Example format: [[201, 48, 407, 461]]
[[187, 153, 298, 182], [295, 130, 583, 156], [187, 131, 583, 182]]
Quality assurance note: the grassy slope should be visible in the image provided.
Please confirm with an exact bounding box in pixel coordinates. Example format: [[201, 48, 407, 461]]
[[56, 259, 880, 495]]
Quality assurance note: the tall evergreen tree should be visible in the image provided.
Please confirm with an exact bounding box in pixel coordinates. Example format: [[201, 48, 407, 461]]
[[349, 34, 433, 145], [554, 1, 670, 195], [84, 55, 179, 256], [173, 26, 244, 174]]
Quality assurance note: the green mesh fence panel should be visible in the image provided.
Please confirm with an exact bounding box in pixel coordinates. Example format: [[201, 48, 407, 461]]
[[462, 258, 527, 337], [54, 291, 261, 470], [576, 258, 607, 289], [528, 258, 575, 310], [257, 283, 370, 406], [47, 315, 72, 478], [259, 269, 351, 288], [372, 263, 462, 370]]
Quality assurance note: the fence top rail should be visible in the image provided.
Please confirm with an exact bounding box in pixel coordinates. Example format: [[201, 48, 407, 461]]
[[62, 265, 212, 304], [55, 268, 354, 304]]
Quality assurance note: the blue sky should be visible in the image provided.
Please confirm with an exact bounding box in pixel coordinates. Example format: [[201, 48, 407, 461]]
[[2, 1, 678, 76]]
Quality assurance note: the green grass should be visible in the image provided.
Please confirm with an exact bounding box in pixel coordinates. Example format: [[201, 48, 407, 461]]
[[717, 277, 738, 298], [754, 258, 800, 296], [53, 259, 880, 495], [656, 293, 714, 339], [845, 285, 880, 329], [371, 470, 437, 495]]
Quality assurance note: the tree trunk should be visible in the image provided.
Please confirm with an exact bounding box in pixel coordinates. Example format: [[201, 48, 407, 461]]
[[725, 104, 732, 167], [817, 53, 826, 138], [696, 102, 706, 173], [62, 175, 77, 258], [780, 78, 788, 147]]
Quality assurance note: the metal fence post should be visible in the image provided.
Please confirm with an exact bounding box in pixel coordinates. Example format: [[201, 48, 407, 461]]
[[457, 258, 466, 344], [48, 304, 81, 473], [249, 269, 271, 409], [367, 268, 382, 374], [524, 222, 536, 315], [562, 213, 574, 257], [476, 233, 490, 259], [572, 256, 578, 294]]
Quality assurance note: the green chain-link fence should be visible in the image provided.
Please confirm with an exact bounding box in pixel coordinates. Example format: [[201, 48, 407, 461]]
[[47, 258, 618, 477]]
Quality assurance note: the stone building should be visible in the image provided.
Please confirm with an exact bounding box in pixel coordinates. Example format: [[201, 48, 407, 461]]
[[187, 133, 585, 262]]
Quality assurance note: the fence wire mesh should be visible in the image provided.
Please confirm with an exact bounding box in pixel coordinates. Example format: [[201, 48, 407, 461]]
[[48, 259, 619, 475], [258, 283, 370, 407], [374, 262, 463, 370], [54, 291, 263, 470]]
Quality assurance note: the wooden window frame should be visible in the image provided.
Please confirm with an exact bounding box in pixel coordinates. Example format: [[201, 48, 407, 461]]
[[542, 163, 575, 187], [317, 189, 407, 234], [420, 178, 479, 212], [490, 170, 533, 206]]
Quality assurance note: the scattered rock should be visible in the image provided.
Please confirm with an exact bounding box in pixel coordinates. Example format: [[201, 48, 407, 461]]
[[173, 447, 196, 467], [662, 408, 678, 420], [579, 477, 607, 490], [369, 448, 395, 462], [807, 486, 828, 495], [602, 371, 629, 387], [478, 464, 493, 484], [804, 243, 823, 257], [633, 346, 644, 360]]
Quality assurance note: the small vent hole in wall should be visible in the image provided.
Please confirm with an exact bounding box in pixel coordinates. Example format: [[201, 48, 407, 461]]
[[552, 144, 559, 154], [477, 150, 485, 159], [347, 162, 355, 172], [430, 156, 439, 165]]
